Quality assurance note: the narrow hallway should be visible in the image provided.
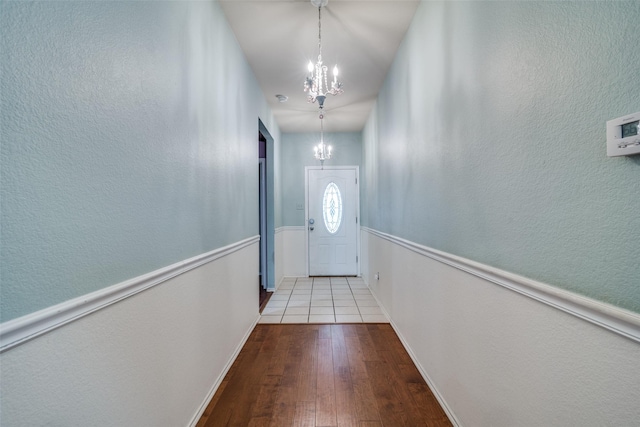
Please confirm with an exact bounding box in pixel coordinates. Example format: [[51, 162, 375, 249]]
[[197, 323, 451, 426]]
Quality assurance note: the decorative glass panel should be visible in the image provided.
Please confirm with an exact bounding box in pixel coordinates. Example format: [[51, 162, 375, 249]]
[[323, 182, 343, 234]]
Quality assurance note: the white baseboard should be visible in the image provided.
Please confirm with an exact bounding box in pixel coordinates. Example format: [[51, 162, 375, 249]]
[[361, 227, 640, 426], [188, 314, 260, 427], [388, 318, 461, 427], [364, 279, 460, 426], [0, 238, 261, 426]]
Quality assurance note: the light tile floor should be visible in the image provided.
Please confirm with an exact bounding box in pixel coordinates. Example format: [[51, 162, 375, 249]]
[[259, 277, 389, 324]]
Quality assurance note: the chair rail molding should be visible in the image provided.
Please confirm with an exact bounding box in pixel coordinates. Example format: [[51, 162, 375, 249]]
[[0, 235, 260, 353], [362, 227, 640, 344]]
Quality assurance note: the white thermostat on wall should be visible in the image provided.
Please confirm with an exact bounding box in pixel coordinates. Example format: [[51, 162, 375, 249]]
[[606, 111, 640, 157]]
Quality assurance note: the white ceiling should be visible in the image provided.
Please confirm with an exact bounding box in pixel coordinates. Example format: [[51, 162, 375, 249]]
[[219, 0, 420, 133]]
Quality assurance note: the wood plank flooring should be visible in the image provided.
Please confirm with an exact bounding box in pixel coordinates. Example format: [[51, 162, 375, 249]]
[[197, 324, 451, 427]]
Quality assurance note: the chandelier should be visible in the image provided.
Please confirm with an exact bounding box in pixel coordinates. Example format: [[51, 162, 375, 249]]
[[304, 0, 343, 109], [314, 112, 332, 166]]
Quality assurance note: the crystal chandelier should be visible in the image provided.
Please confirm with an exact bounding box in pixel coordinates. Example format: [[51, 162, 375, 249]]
[[314, 112, 332, 166], [304, 0, 343, 109]]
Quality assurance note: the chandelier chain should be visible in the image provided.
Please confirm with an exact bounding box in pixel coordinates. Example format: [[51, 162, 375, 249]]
[[303, 0, 343, 108], [318, 6, 322, 58]]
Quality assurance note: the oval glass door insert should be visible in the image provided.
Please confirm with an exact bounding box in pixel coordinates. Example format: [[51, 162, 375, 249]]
[[322, 182, 343, 234]]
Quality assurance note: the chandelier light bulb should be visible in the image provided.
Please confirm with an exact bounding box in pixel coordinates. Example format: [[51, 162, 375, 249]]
[[314, 142, 332, 164], [308, 61, 314, 73]]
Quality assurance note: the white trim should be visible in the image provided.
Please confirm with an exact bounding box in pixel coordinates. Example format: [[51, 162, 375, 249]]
[[0, 235, 261, 353], [389, 319, 461, 426], [362, 286, 460, 426], [188, 314, 260, 427], [362, 227, 640, 344], [259, 158, 267, 291]]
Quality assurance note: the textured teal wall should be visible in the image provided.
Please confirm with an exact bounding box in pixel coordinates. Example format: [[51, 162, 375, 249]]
[[362, 1, 640, 312], [0, 1, 278, 322], [282, 132, 362, 226]]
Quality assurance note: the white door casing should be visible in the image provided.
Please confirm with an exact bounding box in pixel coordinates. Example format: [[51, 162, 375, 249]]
[[306, 166, 359, 276], [258, 158, 267, 290]]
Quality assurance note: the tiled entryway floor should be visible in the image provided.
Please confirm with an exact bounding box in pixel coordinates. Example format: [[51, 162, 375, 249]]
[[259, 277, 389, 324]]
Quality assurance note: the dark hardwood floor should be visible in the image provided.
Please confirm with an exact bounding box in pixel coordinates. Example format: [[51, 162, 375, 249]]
[[197, 324, 452, 427]]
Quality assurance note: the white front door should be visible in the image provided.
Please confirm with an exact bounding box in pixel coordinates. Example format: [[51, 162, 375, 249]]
[[306, 167, 359, 276]]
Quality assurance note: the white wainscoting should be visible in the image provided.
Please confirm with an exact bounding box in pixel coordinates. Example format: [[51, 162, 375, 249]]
[[275, 227, 284, 288], [276, 226, 307, 281], [361, 228, 640, 427], [0, 238, 260, 427]]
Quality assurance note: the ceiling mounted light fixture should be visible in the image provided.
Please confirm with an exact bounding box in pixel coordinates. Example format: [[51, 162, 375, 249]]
[[314, 111, 332, 167], [304, 0, 343, 109]]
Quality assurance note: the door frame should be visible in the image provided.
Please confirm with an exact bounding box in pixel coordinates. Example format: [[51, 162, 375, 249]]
[[258, 158, 267, 290], [258, 119, 275, 291], [304, 165, 360, 277]]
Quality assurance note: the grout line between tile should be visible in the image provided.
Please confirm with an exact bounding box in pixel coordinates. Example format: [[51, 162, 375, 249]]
[[268, 277, 388, 324]]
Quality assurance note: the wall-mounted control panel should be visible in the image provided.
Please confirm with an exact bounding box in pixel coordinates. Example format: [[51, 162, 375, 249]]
[[607, 111, 640, 157]]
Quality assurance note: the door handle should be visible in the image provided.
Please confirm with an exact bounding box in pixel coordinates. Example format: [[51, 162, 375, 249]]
[[309, 218, 315, 231]]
